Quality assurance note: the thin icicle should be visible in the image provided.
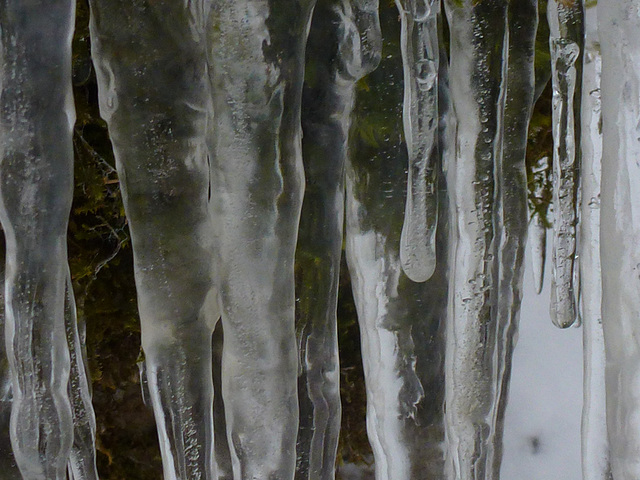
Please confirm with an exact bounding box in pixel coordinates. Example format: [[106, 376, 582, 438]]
[[207, 2, 317, 478], [580, 4, 611, 479], [599, 0, 640, 478], [529, 156, 550, 295], [344, 6, 450, 478], [444, 0, 536, 478], [397, 0, 439, 283], [547, 0, 584, 329], [295, 1, 381, 479]]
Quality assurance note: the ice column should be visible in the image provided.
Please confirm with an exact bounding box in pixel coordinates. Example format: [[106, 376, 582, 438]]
[[345, 5, 450, 478], [397, 0, 439, 283], [547, 0, 584, 328], [0, 1, 79, 478], [295, 1, 380, 479], [206, 1, 316, 478], [89, 1, 219, 478], [444, 0, 537, 478], [599, 0, 640, 478], [579, 3, 611, 479]]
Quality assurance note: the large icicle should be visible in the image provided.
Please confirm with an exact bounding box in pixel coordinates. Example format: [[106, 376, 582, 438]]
[[547, 0, 584, 328], [344, 5, 450, 478], [397, 0, 439, 283], [207, 2, 317, 478], [0, 1, 78, 478], [444, 0, 537, 478], [580, 4, 611, 479], [295, 1, 381, 479], [89, 1, 219, 478], [599, 0, 640, 478]]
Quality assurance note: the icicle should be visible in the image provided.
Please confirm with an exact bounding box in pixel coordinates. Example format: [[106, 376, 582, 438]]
[[344, 6, 450, 479], [89, 1, 219, 478], [547, 0, 584, 329], [295, 1, 381, 479], [0, 245, 21, 479], [0, 1, 78, 478], [598, 0, 640, 478], [580, 4, 611, 479], [443, 0, 537, 478], [64, 276, 99, 480], [397, 0, 439, 283], [207, 2, 317, 478], [529, 156, 551, 295]]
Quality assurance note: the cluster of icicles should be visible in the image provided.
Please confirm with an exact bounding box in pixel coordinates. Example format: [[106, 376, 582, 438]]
[[0, 0, 637, 478]]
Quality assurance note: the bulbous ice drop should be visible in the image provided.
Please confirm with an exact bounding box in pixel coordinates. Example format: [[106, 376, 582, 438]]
[[547, 0, 584, 329], [580, 4, 611, 479], [89, 1, 219, 478], [599, 0, 640, 478], [207, 2, 317, 478], [0, 1, 78, 478], [396, 0, 439, 283], [295, 1, 380, 479], [444, 0, 536, 478]]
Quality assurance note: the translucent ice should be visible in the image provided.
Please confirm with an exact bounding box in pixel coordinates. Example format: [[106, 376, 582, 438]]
[[580, 4, 611, 479], [397, 0, 439, 283], [547, 0, 584, 329], [443, 0, 537, 478], [0, 1, 78, 477], [599, 0, 640, 477], [295, 1, 380, 478]]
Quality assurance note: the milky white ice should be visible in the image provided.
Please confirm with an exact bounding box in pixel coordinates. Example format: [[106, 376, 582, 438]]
[[547, 0, 584, 329], [295, 1, 380, 479], [599, 0, 640, 478], [397, 0, 439, 283], [443, 0, 536, 478]]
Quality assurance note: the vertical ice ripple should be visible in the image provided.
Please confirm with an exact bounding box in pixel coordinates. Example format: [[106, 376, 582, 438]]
[[547, 0, 584, 329], [599, 0, 640, 478], [295, 1, 381, 479], [444, 0, 536, 478], [396, 0, 439, 283]]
